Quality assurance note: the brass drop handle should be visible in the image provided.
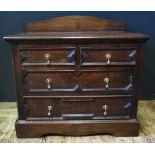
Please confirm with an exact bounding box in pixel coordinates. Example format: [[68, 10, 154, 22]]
[[103, 105, 108, 116], [48, 106, 52, 116], [105, 53, 111, 64], [46, 78, 52, 89], [45, 53, 51, 64], [104, 77, 110, 89]]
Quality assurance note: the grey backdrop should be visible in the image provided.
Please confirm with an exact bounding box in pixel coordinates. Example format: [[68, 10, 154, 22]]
[[0, 11, 155, 102]]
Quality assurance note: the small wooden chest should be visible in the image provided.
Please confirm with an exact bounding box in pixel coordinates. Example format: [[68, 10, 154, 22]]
[[4, 16, 150, 138]]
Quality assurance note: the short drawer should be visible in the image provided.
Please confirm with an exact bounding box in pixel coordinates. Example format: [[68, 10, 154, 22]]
[[80, 47, 137, 66], [20, 47, 75, 66], [24, 96, 132, 120], [23, 71, 134, 93]]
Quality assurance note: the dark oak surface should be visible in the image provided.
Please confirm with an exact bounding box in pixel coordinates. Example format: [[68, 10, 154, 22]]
[[23, 71, 133, 93], [15, 119, 140, 137], [26, 16, 126, 32], [20, 48, 75, 65], [24, 96, 131, 119], [4, 16, 150, 137], [4, 31, 150, 41]]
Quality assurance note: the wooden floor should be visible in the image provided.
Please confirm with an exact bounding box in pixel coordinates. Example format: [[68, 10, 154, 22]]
[[0, 100, 154, 143]]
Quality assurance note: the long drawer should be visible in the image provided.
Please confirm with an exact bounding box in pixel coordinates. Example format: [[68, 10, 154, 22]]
[[22, 70, 134, 93], [24, 96, 132, 120]]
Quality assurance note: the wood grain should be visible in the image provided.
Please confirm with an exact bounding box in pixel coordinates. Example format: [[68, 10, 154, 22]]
[[26, 16, 126, 32], [24, 96, 131, 119], [4, 31, 150, 42]]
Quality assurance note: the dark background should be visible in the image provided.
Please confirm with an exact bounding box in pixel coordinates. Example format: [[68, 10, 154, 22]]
[[0, 11, 155, 102]]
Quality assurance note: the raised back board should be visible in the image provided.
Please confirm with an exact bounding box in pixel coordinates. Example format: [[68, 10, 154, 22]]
[[26, 16, 126, 32]]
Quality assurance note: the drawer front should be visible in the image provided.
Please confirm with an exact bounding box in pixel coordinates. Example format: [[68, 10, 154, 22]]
[[80, 47, 137, 66], [23, 71, 134, 93], [20, 48, 75, 66], [24, 97, 132, 120]]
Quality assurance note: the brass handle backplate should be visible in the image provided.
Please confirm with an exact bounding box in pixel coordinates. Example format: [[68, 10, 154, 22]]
[[48, 106, 52, 116], [102, 105, 108, 116], [105, 53, 111, 64], [46, 78, 52, 89], [45, 53, 51, 64], [104, 77, 110, 89]]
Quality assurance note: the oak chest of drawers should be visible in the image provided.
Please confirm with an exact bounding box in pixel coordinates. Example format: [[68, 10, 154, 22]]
[[4, 16, 150, 138]]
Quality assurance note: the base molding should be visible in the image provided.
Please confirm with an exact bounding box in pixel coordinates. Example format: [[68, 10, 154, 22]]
[[15, 119, 140, 138]]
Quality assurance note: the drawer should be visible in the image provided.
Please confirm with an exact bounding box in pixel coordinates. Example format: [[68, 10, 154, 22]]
[[23, 71, 134, 93], [80, 47, 137, 66], [20, 47, 75, 66], [24, 96, 132, 120]]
